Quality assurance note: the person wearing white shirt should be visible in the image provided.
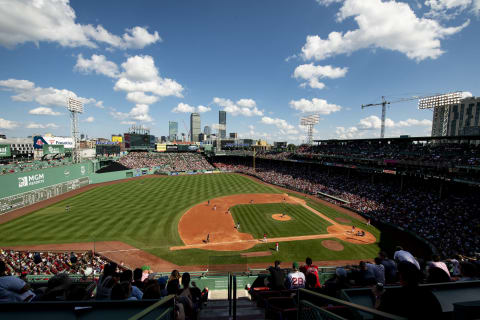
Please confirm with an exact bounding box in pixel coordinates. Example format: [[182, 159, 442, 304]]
[[286, 262, 306, 289], [393, 246, 420, 270]]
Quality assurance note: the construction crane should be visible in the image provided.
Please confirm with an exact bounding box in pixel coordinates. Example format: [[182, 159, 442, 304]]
[[361, 96, 422, 138], [181, 120, 190, 142], [362, 92, 463, 138]]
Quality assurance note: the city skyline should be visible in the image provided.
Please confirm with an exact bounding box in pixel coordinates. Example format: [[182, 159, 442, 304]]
[[1, 0, 479, 143]]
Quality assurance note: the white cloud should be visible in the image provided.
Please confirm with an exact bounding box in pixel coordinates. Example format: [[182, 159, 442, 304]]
[[197, 105, 211, 113], [302, 0, 469, 62], [0, 118, 18, 129], [75, 54, 119, 78], [358, 115, 432, 129], [126, 92, 159, 105], [114, 55, 184, 98], [335, 126, 360, 139], [95, 101, 105, 109], [0, 0, 161, 49], [289, 98, 342, 114], [213, 97, 263, 117], [293, 63, 348, 89], [26, 122, 58, 129], [121, 121, 136, 125], [129, 104, 152, 122], [172, 103, 212, 113], [29, 107, 62, 116], [261, 117, 295, 130], [425, 0, 474, 19], [110, 104, 153, 123], [84, 116, 94, 123], [0, 78, 97, 108], [172, 103, 195, 113]]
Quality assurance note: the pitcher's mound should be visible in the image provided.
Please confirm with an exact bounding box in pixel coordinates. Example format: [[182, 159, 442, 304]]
[[272, 214, 292, 221], [322, 240, 344, 251]]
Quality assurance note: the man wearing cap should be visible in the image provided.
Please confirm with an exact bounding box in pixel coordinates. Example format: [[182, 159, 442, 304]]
[[286, 262, 305, 289]]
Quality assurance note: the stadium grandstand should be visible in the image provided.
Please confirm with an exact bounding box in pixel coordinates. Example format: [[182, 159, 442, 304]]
[[1, 138, 480, 319]]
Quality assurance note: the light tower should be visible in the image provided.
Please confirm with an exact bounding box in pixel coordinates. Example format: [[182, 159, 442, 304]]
[[418, 92, 463, 136], [300, 114, 320, 145], [67, 97, 83, 163]]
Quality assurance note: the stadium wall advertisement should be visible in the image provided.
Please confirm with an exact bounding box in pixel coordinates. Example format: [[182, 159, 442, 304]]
[[42, 144, 65, 155], [0, 144, 11, 157], [33, 136, 74, 149]]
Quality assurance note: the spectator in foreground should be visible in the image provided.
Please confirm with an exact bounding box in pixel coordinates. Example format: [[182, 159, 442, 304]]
[[376, 261, 442, 319], [324, 267, 350, 298], [95, 262, 118, 300], [379, 251, 397, 284], [121, 269, 143, 300], [285, 262, 305, 289], [266, 260, 285, 290], [428, 254, 451, 279], [393, 246, 420, 270], [0, 260, 35, 302], [300, 257, 321, 288], [132, 268, 145, 291]]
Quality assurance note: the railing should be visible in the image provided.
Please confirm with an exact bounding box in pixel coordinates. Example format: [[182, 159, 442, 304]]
[[228, 273, 237, 320], [128, 295, 176, 320], [297, 289, 406, 320]]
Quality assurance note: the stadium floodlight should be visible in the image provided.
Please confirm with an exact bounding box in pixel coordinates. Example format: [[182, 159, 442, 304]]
[[418, 92, 462, 109], [300, 114, 320, 145], [418, 91, 463, 136], [66, 97, 84, 163], [67, 97, 84, 113]]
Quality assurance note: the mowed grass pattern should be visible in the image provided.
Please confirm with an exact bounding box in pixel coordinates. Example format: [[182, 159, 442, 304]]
[[0, 174, 278, 248], [231, 203, 331, 238]]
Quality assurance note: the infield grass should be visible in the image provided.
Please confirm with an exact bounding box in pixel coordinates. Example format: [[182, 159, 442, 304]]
[[230, 203, 331, 238], [0, 173, 381, 265]]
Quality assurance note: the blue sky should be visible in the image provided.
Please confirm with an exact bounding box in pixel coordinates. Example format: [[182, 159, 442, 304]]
[[0, 0, 479, 143]]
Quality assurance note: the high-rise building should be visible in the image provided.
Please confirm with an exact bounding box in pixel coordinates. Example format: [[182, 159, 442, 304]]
[[169, 121, 178, 141], [204, 126, 211, 136], [431, 96, 480, 136], [229, 132, 238, 139], [190, 113, 201, 142], [219, 111, 226, 138]]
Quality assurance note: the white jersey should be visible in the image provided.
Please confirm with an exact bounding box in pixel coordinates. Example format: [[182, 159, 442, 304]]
[[286, 271, 306, 289]]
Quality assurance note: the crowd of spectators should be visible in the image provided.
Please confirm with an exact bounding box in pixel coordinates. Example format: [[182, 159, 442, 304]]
[[256, 248, 479, 318], [213, 159, 480, 257], [0, 258, 207, 320], [0, 158, 72, 175], [0, 250, 114, 277], [118, 152, 214, 172], [257, 142, 480, 167]]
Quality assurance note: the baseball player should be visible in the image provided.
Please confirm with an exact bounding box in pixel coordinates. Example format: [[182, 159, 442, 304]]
[[367, 219, 371, 226], [65, 205, 70, 212], [207, 200, 210, 206], [206, 233, 210, 243], [237, 223, 240, 230], [351, 225, 356, 234], [275, 242, 279, 251], [213, 205, 216, 211], [263, 233, 267, 242]]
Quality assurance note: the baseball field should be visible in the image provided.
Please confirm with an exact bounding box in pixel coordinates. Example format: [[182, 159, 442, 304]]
[[0, 173, 381, 268]]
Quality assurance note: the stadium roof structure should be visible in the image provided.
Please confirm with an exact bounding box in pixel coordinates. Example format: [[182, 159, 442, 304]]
[[314, 135, 480, 144]]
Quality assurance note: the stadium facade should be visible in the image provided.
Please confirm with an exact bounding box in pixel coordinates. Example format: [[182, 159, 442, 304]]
[[431, 96, 480, 136]]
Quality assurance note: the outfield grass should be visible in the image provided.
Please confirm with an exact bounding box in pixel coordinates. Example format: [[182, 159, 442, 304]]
[[0, 173, 381, 265], [230, 203, 331, 238]]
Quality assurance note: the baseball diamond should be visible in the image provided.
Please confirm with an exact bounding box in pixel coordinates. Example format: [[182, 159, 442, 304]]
[[0, 173, 380, 267]]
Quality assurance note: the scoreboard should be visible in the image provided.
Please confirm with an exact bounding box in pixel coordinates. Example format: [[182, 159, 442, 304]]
[[124, 133, 155, 149]]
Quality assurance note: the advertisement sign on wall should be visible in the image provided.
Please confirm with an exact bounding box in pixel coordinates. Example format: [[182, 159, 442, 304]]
[[34, 136, 74, 149]]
